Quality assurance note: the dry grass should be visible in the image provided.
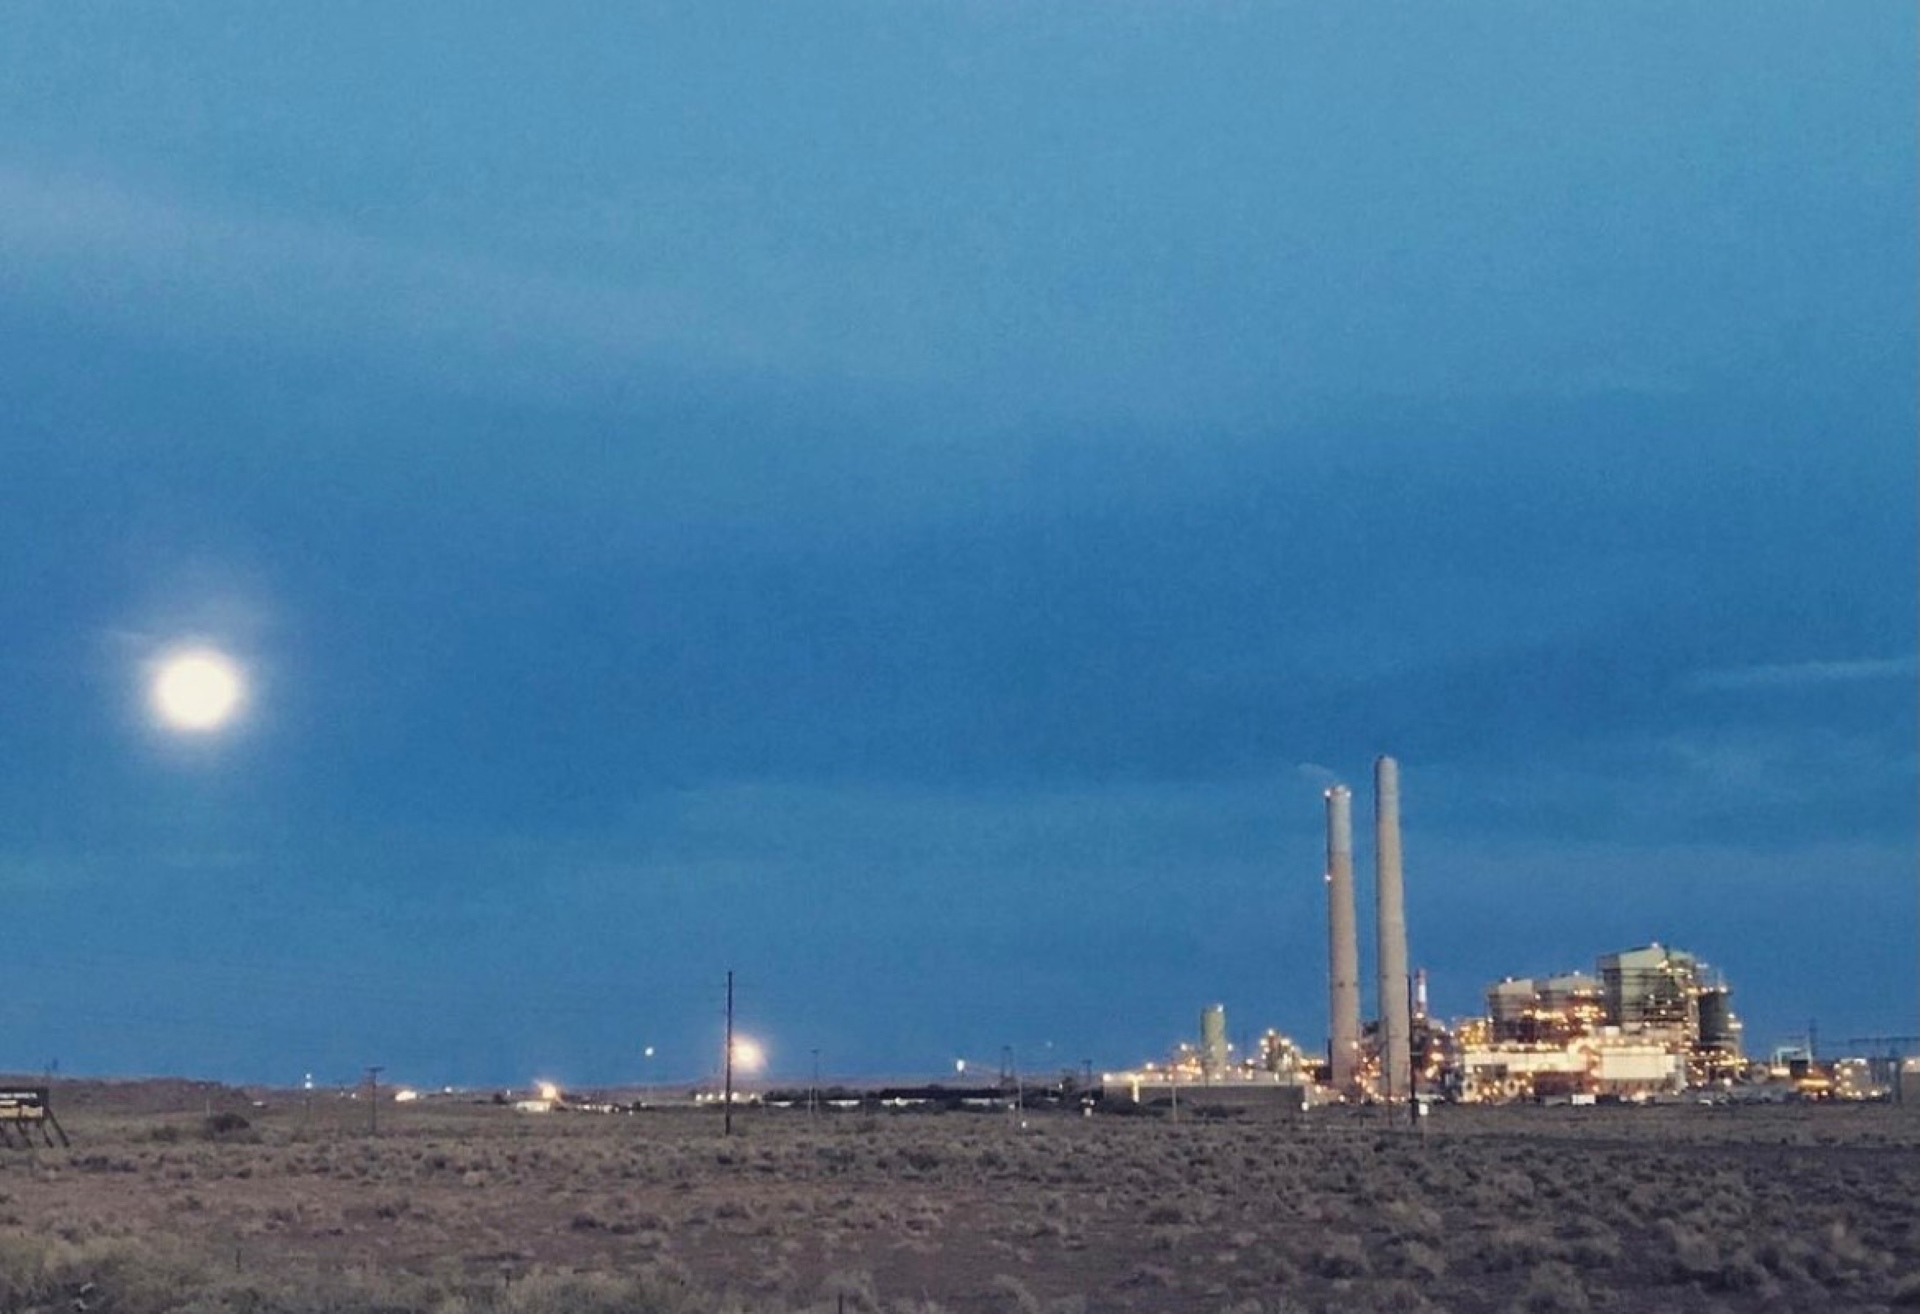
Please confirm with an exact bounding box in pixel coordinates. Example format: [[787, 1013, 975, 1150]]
[[1, 1086, 1918, 1311]]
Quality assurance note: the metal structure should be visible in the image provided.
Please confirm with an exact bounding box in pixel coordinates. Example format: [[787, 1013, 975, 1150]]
[[1847, 1035, 1920, 1100], [0, 1088, 69, 1148], [1846, 1034, 1920, 1055], [1324, 784, 1361, 1096]]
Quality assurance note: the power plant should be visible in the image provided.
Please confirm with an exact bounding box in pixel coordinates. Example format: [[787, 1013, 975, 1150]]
[[1098, 754, 1801, 1112]]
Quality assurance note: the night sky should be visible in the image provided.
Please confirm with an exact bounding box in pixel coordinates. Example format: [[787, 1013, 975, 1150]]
[[2, 5, 1914, 1088]]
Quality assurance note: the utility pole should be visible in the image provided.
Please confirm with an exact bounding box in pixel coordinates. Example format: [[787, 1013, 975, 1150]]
[[1407, 975, 1421, 1129], [364, 1066, 383, 1137], [1380, 1031, 1394, 1128], [723, 970, 735, 1137], [810, 1048, 821, 1118]]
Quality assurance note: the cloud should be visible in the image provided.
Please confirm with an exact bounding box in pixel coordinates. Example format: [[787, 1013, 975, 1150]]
[[1689, 655, 1918, 692], [0, 166, 813, 396]]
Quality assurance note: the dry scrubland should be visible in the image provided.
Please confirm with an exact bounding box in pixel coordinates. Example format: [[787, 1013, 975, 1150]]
[[3, 1083, 1920, 1312]]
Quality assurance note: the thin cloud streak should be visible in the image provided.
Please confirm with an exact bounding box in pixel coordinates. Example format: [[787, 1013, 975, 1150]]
[[1690, 655, 1919, 691], [0, 166, 843, 394]]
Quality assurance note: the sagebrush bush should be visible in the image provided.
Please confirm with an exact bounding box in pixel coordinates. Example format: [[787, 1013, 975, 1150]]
[[1312, 1230, 1369, 1279], [1514, 1258, 1591, 1313]]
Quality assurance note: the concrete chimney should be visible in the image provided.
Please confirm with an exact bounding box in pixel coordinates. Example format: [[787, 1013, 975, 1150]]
[[1324, 785, 1361, 1096], [1200, 1004, 1228, 1082], [1374, 755, 1412, 1102]]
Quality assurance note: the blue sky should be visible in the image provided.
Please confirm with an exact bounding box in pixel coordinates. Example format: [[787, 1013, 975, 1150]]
[[1, 4, 1914, 1087]]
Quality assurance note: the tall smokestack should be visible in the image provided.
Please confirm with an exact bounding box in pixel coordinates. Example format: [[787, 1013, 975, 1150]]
[[1324, 785, 1361, 1096], [1374, 755, 1412, 1102]]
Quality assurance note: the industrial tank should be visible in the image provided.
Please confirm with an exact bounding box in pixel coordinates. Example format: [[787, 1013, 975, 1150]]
[[1200, 1004, 1229, 1079], [1698, 987, 1737, 1050]]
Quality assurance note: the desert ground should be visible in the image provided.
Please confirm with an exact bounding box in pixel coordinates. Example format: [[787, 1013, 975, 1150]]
[[2, 1080, 1918, 1312]]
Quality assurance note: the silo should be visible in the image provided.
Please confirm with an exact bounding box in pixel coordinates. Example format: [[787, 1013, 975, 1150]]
[[1374, 756, 1412, 1101], [1698, 987, 1738, 1052], [1200, 1004, 1229, 1080], [1324, 785, 1361, 1095]]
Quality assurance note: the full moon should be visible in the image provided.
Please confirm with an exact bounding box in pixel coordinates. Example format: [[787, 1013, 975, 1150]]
[[151, 648, 246, 733]]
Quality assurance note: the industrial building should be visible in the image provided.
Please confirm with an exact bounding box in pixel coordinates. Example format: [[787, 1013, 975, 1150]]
[[1487, 974, 1605, 1045], [1453, 943, 1746, 1102]]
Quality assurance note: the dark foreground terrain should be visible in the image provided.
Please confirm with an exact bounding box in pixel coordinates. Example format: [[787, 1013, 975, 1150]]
[[3, 1081, 1919, 1312]]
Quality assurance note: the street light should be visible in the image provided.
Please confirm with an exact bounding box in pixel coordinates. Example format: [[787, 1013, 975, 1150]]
[[731, 1036, 766, 1074]]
